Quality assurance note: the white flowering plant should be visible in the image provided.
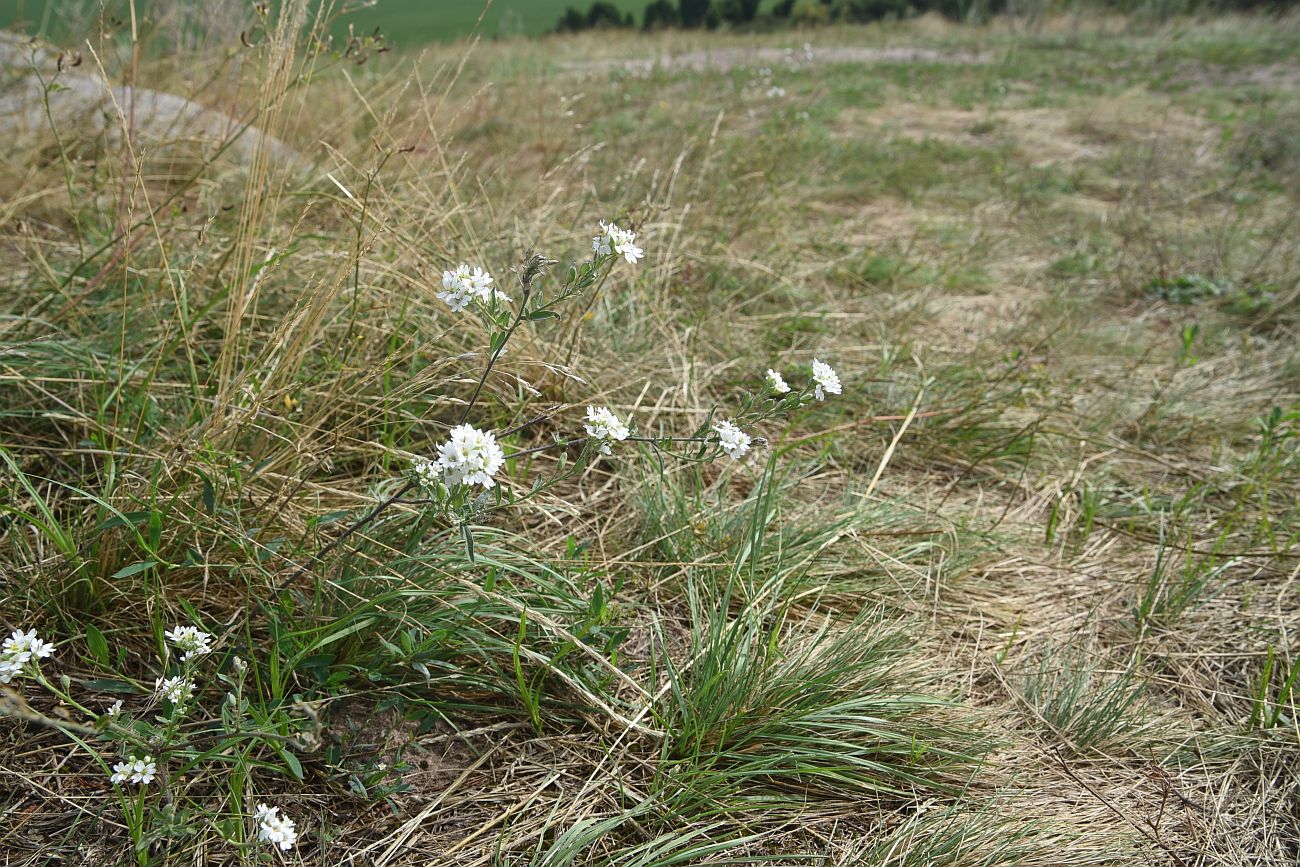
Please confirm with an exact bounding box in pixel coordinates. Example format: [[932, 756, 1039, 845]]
[[285, 225, 848, 572], [1, 218, 850, 857], [0, 619, 319, 856]]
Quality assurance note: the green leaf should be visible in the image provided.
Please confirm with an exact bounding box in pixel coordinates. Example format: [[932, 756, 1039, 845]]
[[201, 477, 216, 515], [96, 511, 152, 532], [85, 624, 109, 666], [147, 510, 163, 550], [279, 748, 304, 781], [311, 510, 352, 527], [111, 560, 157, 579], [80, 678, 138, 694], [461, 523, 475, 563]]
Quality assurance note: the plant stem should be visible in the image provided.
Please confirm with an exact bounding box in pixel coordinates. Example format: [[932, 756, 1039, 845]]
[[277, 479, 416, 590], [459, 305, 527, 426], [506, 434, 713, 460]]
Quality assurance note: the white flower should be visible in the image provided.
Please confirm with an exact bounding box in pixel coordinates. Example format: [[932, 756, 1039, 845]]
[[111, 755, 156, 786], [766, 86, 786, 98], [0, 628, 54, 682], [593, 221, 644, 265], [256, 803, 299, 850], [713, 420, 752, 461], [1, 630, 32, 661], [765, 369, 790, 394], [593, 222, 615, 256], [616, 236, 643, 265], [131, 756, 157, 785], [3, 628, 55, 662], [811, 359, 841, 401], [155, 676, 195, 706], [411, 457, 445, 496], [435, 424, 506, 489], [438, 264, 496, 312], [583, 406, 630, 455], [106, 699, 123, 717], [164, 625, 213, 661], [0, 657, 22, 684]]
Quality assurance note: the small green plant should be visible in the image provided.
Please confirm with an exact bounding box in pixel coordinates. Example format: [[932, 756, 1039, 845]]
[[0, 623, 316, 857], [1016, 641, 1146, 754], [1143, 273, 1228, 305], [1133, 529, 1235, 635], [1177, 322, 1199, 366], [1247, 646, 1299, 731], [652, 468, 979, 808]]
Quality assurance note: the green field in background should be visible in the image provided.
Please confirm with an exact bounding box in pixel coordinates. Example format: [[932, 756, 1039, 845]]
[[2, 0, 682, 45]]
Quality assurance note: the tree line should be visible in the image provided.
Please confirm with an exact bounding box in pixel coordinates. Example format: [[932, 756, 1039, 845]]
[[555, 0, 1298, 32]]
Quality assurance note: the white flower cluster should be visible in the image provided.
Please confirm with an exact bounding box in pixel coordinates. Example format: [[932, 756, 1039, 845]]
[[110, 754, 157, 786], [164, 625, 213, 662], [256, 803, 299, 850], [706, 360, 842, 463], [593, 221, 644, 265], [155, 675, 195, 706], [411, 456, 445, 495], [0, 628, 55, 684], [438, 264, 507, 312], [435, 424, 506, 489], [811, 358, 841, 401], [583, 405, 630, 455], [713, 420, 752, 461], [765, 360, 840, 401], [765, 369, 790, 394]]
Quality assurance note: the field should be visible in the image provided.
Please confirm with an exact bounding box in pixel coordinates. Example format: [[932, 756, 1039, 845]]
[[1, 5, 1298, 866], [0, 0, 666, 43]]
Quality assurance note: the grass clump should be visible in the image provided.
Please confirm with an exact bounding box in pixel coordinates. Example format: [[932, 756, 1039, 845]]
[[1014, 640, 1148, 755]]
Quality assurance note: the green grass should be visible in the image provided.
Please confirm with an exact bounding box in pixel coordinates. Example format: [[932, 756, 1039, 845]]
[[1, 0, 779, 44]]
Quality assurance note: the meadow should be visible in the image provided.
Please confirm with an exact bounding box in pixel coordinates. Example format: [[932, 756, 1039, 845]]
[[0, 0, 663, 44], [1, 4, 1298, 865]]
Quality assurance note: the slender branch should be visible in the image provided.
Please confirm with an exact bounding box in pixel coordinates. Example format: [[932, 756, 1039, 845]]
[[1048, 747, 1192, 867], [276, 256, 556, 589], [499, 410, 556, 439], [344, 150, 396, 350], [506, 438, 589, 460], [506, 434, 713, 461], [277, 479, 415, 590], [459, 255, 552, 425], [459, 310, 525, 425], [563, 257, 616, 368]]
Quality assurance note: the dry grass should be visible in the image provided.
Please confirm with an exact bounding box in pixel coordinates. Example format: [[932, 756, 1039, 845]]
[[1, 5, 1297, 866]]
